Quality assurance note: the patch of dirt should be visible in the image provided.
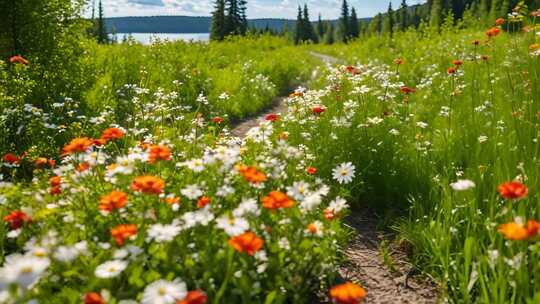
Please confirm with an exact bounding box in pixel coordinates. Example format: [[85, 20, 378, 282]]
[[231, 95, 288, 137], [338, 211, 439, 304]]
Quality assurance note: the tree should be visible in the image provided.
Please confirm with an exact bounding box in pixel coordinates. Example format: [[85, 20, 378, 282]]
[[349, 7, 360, 38], [303, 4, 318, 43], [499, 0, 511, 19], [238, 0, 248, 34], [398, 0, 409, 31], [211, 0, 226, 41], [338, 0, 350, 42], [317, 14, 325, 38], [323, 21, 335, 44], [382, 2, 395, 37], [367, 13, 383, 36], [294, 6, 303, 44], [97, 0, 108, 44], [430, 0, 443, 29]]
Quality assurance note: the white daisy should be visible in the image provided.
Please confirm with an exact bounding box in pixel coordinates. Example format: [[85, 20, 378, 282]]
[[328, 196, 349, 213], [94, 260, 128, 279], [232, 198, 260, 217], [216, 216, 250, 236], [450, 179, 476, 191], [146, 223, 182, 243], [141, 279, 187, 304], [185, 158, 205, 172], [286, 181, 310, 201], [0, 254, 50, 289], [332, 162, 356, 184], [180, 184, 203, 200]]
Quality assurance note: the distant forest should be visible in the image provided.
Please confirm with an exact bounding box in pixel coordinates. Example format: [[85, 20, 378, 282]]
[[104, 16, 369, 33]]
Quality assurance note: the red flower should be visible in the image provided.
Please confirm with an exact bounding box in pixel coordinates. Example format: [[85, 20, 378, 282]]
[[486, 27, 501, 37], [3, 210, 32, 230], [228, 231, 264, 255], [63, 137, 93, 155], [447, 67, 457, 75], [197, 196, 211, 208], [312, 105, 326, 115], [212, 116, 224, 124], [495, 18, 505, 26], [177, 290, 208, 304], [497, 181, 528, 200], [452, 60, 463, 66], [111, 224, 137, 246], [49, 176, 62, 195], [9, 55, 29, 65], [84, 292, 106, 304], [345, 66, 359, 75], [99, 191, 129, 213], [330, 282, 367, 304], [394, 58, 404, 65], [2, 153, 20, 164], [306, 167, 317, 175], [265, 113, 280, 122]]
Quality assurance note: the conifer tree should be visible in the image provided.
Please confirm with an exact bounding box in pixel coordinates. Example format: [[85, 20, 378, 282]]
[[294, 6, 303, 44], [349, 7, 359, 38], [317, 14, 325, 38], [430, 0, 443, 29], [367, 13, 383, 36], [303, 4, 318, 43], [97, 0, 108, 44], [238, 0, 248, 34], [382, 2, 394, 37], [211, 0, 226, 41], [399, 0, 408, 31], [338, 0, 350, 42], [323, 21, 335, 44]]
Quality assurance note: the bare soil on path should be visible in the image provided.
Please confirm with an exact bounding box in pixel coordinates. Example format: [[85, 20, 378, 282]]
[[232, 52, 439, 304]]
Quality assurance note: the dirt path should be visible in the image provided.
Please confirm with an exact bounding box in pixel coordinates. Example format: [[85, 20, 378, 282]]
[[232, 52, 438, 303]]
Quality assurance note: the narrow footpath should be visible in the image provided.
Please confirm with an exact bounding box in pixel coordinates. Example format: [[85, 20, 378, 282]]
[[232, 52, 438, 304]]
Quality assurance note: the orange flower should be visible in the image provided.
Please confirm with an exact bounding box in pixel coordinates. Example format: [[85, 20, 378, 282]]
[[330, 282, 367, 304], [400, 86, 416, 95], [307, 223, 319, 234], [324, 208, 336, 220], [228, 231, 264, 255], [2, 153, 20, 164], [452, 60, 463, 66], [306, 166, 317, 175], [497, 181, 528, 200], [100, 128, 125, 142], [177, 290, 208, 304], [63, 137, 93, 155], [486, 27, 501, 37], [84, 292, 106, 304], [50, 176, 62, 187], [111, 224, 137, 246], [394, 58, 404, 65], [212, 116, 224, 124], [495, 18, 505, 26], [35, 157, 48, 167], [261, 191, 294, 210], [131, 176, 165, 194], [447, 67, 457, 75], [238, 165, 267, 184], [148, 145, 172, 164], [76, 162, 91, 172], [197, 196, 211, 208], [498, 220, 540, 240], [9, 55, 29, 65], [529, 44, 540, 52], [3, 210, 32, 230], [164, 196, 180, 205], [99, 191, 128, 213]]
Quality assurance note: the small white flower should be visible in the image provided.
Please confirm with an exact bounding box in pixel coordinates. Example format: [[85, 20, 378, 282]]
[[141, 279, 187, 304], [94, 260, 128, 279], [332, 162, 356, 184], [216, 216, 249, 236], [416, 121, 428, 129], [478, 135, 488, 143], [233, 198, 260, 217], [286, 181, 310, 201], [0, 254, 50, 289], [328, 197, 349, 213], [181, 184, 203, 200], [450, 179, 476, 191], [185, 158, 205, 172], [146, 223, 182, 243]]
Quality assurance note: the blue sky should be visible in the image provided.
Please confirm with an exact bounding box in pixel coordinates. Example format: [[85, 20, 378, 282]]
[[97, 0, 426, 19]]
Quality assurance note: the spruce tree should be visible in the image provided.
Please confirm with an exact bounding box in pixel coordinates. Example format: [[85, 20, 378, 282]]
[[225, 0, 238, 35], [430, 0, 443, 29], [339, 0, 350, 42], [303, 4, 318, 43], [294, 6, 303, 44], [97, 0, 108, 44], [211, 0, 226, 41], [382, 2, 394, 37], [317, 14, 324, 38], [399, 0, 408, 31], [238, 0, 248, 34], [323, 21, 335, 44], [349, 8, 359, 38]]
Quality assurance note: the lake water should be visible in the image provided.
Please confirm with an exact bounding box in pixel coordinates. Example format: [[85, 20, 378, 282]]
[[112, 33, 210, 44]]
